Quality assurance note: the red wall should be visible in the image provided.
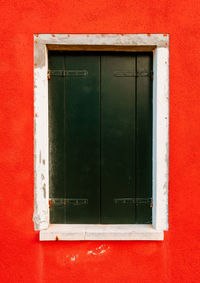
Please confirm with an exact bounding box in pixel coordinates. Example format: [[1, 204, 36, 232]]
[[0, 1, 200, 282]]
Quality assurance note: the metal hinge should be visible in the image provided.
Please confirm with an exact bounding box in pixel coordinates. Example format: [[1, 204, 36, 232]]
[[114, 71, 153, 79], [48, 70, 88, 79], [48, 70, 153, 79], [49, 198, 88, 208], [114, 198, 152, 207]]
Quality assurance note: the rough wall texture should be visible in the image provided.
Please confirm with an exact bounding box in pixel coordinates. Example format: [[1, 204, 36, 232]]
[[0, 0, 200, 282]]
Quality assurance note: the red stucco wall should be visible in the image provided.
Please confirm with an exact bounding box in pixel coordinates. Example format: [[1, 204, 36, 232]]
[[0, 1, 200, 282]]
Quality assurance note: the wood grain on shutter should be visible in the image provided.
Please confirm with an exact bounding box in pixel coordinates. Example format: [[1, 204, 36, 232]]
[[49, 52, 100, 224], [101, 54, 136, 224], [135, 54, 153, 224]]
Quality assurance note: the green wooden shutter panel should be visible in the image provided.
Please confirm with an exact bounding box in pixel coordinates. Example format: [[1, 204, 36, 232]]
[[48, 51, 152, 224]]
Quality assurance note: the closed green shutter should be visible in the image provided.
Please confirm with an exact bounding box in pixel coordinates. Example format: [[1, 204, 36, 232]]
[[49, 53, 100, 223], [48, 51, 152, 224]]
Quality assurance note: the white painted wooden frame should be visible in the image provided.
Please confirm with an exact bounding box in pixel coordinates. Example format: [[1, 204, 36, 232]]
[[33, 34, 169, 241]]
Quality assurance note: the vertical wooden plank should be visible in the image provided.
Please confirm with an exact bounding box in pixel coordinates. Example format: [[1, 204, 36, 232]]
[[101, 54, 136, 224], [64, 53, 100, 223], [136, 53, 153, 223], [48, 52, 66, 223]]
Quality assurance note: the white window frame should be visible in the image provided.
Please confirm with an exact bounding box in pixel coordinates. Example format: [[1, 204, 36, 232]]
[[33, 34, 169, 241]]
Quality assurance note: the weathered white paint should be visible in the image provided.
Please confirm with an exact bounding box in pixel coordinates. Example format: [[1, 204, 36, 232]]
[[34, 33, 168, 47], [152, 47, 169, 230], [40, 224, 164, 241], [33, 34, 169, 239], [33, 43, 49, 230]]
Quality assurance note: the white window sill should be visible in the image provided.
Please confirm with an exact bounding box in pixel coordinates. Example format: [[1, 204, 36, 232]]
[[40, 224, 164, 241]]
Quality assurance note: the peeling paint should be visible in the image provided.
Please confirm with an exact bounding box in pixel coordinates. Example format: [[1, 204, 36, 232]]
[[87, 245, 110, 255], [33, 210, 48, 230], [42, 183, 46, 198], [33, 39, 49, 231], [34, 42, 47, 68], [71, 255, 78, 262], [35, 34, 169, 47]]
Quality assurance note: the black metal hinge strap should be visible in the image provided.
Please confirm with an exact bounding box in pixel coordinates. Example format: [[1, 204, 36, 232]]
[[114, 198, 152, 207], [48, 70, 88, 78], [114, 71, 153, 78], [49, 198, 88, 207]]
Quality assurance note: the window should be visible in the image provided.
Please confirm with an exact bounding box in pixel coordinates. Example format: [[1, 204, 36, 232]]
[[33, 34, 169, 241], [48, 51, 153, 225]]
